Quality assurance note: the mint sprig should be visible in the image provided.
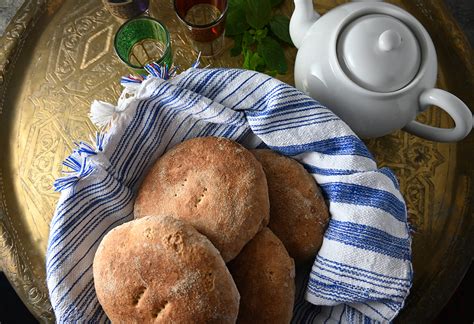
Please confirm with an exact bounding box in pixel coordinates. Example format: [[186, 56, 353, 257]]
[[226, 0, 293, 75]]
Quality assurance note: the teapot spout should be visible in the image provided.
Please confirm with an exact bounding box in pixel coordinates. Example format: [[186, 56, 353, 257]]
[[290, 0, 320, 48]]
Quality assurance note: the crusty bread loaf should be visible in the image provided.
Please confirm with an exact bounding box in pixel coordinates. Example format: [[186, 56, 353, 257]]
[[93, 215, 240, 323], [252, 149, 329, 263], [134, 137, 270, 262], [229, 227, 295, 324]]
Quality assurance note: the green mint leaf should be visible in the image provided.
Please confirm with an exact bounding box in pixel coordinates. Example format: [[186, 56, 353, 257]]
[[244, 0, 272, 30], [254, 28, 268, 42], [229, 0, 245, 9], [226, 6, 248, 36], [258, 36, 288, 74], [243, 49, 253, 70], [269, 15, 292, 44], [269, 0, 284, 7], [230, 34, 243, 56], [242, 31, 255, 48], [249, 52, 265, 70]]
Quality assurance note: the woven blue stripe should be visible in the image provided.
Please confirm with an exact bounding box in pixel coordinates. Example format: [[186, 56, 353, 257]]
[[121, 86, 208, 185], [190, 69, 223, 93], [207, 69, 242, 99], [159, 101, 222, 148], [302, 163, 358, 176], [61, 280, 94, 320], [320, 182, 406, 222], [51, 171, 116, 228], [324, 220, 410, 260], [47, 177, 121, 254], [251, 83, 289, 111], [49, 212, 128, 297], [48, 193, 133, 286], [90, 301, 104, 323], [75, 281, 96, 317], [253, 117, 341, 135], [269, 135, 374, 159], [193, 69, 222, 94], [324, 307, 333, 324], [377, 167, 400, 190], [124, 77, 244, 184], [178, 67, 211, 89], [307, 279, 399, 313], [67, 281, 98, 321], [292, 276, 310, 323], [232, 76, 273, 109], [308, 304, 322, 323], [121, 89, 204, 188], [73, 285, 98, 321], [306, 285, 390, 321], [56, 262, 93, 309], [221, 71, 258, 103], [48, 184, 131, 264], [339, 306, 346, 323], [247, 99, 323, 118], [253, 88, 305, 112], [115, 86, 192, 183], [298, 303, 320, 324], [251, 111, 335, 131], [47, 175, 122, 254], [258, 87, 302, 106], [235, 127, 250, 142], [247, 103, 325, 121], [110, 81, 172, 165], [311, 271, 405, 301], [314, 260, 409, 292], [364, 315, 371, 324], [317, 255, 410, 285], [126, 91, 247, 191]]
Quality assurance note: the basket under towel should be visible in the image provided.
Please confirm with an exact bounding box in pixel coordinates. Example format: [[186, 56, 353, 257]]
[[46, 67, 412, 323]]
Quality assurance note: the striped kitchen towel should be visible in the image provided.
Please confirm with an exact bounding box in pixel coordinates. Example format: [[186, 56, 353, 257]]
[[46, 66, 412, 323]]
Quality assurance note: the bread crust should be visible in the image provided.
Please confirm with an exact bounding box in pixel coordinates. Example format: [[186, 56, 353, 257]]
[[252, 149, 329, 263], [93, 215, 240, 323], [134, 137, 270, 262], [229, 228, 295, 324]]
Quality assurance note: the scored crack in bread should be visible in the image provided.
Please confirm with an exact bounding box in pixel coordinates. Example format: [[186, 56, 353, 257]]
[[93, 215, 240, 323], [134, 137, 270, 262], [252, 149, 330, 264], [228, 227, 295, 324]]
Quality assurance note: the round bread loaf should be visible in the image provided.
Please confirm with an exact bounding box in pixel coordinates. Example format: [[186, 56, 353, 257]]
[[252, 149, 329, 263], [228, 228, 295, 324], [134, 137, 270, 262], [93, 215, 240, 323]]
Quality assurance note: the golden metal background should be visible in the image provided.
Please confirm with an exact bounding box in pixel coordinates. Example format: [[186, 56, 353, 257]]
[[0, 0, 472, 322]]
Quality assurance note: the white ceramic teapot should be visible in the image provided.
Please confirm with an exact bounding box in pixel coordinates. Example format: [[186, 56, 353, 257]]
[[290, 0, 473, 142]]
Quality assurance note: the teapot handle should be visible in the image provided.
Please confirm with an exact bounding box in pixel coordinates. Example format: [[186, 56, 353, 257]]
[[403, 88, 473, 142]]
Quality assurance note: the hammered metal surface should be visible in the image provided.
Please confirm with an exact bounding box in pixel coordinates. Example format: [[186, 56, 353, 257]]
[[0, 0, 473, 322]]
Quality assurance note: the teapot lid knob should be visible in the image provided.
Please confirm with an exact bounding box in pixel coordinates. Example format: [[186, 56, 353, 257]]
[[378, 29, 402, 52]]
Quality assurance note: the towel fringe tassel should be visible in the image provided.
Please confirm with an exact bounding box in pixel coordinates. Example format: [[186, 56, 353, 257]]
[[53, 132, 107, 192]]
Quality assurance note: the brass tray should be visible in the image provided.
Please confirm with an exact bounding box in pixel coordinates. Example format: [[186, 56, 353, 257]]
[[0, 0, 472, 322]]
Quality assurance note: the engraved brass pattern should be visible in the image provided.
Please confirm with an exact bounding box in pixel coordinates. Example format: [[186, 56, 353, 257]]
[[0, 0, 473, 322]]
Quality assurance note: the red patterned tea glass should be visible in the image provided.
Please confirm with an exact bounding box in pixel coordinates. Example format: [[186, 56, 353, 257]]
[[174, 0, 228, 57]]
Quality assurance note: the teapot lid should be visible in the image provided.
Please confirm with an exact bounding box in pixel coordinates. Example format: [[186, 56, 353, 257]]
[[337, 14, 421, 93]]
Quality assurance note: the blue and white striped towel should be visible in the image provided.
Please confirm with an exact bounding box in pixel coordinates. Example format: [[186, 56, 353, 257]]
[[46, 67, 412, 323]]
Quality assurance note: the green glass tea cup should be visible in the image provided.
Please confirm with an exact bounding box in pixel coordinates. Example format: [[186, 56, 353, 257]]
[[114, 17, 172, 72]]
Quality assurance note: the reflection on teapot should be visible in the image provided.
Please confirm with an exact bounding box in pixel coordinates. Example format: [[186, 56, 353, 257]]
[[290, 0, 473, 142]]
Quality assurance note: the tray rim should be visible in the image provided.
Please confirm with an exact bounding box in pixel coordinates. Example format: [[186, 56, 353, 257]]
[[0, 0, 55, 322], [0, 0, 473, 322]]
